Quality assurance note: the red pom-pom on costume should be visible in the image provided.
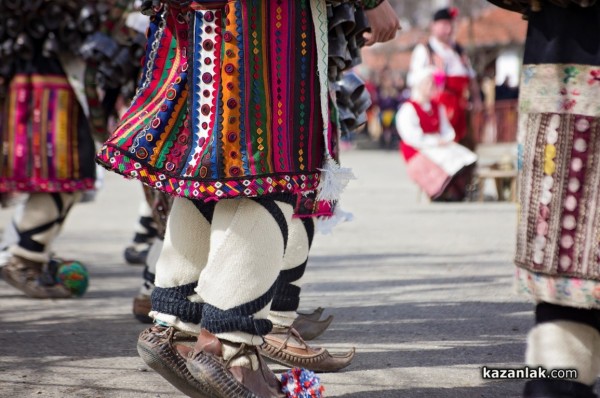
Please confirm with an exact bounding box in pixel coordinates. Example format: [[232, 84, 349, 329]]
[[281, 368, 325, 398], [449, 7, 459, 18]]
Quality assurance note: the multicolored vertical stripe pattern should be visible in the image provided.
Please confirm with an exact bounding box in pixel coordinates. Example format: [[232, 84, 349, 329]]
[[515, 64, 600, 307], [97, 1, 326, 202], [0, 74, 96, 192]]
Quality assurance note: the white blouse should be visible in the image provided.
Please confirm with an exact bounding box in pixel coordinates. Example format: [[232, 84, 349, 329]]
[[395, 101, 456, 149], [407, 37, 475, 88]]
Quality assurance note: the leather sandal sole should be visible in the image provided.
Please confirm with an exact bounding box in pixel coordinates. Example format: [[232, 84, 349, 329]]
[[186, 351, 260, 398], [137, 335, 212, 398]]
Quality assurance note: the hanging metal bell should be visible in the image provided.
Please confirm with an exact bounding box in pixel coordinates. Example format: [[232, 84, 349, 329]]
[[14, 32, 34, 60], [42, 32, 60, 58]]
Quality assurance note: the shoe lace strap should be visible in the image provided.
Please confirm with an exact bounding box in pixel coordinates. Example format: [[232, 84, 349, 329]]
[[273, 327, 308, 353], [224, 343, 249, 369]]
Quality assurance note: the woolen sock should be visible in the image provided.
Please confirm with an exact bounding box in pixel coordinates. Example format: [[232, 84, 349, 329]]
[[526, 320, 600, 385], [150, 197, 211, 334], [198, 197, 293, 345], [10, 192, 81, 263]]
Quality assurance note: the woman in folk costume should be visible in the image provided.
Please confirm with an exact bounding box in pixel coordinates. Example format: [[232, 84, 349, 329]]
[[0, 2, 108, 299], [97, 0, 399, 396], [407, 7, 482, 146], [396, 67, 477, 201], [485, 0, 600, 397]]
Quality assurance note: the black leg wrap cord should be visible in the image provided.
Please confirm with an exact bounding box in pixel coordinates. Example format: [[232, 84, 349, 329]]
[[271, 259, 307, 312], [133, 216, 159, 243], [301, 217, 315, 248], [190, 200, 217, 224], [151, 282, 203, 324], [50, 193, 65, 215], [536, 302, 600, 334], [270, 218, 314, 312], [271, 283, 301, 312], [16, 193, 74, 254], [279, 260, 308, 285], [143, 266, 156, 284], [201, 281, 278, 336], [251, 197, 289, 252], [17, 222, 53, 254]]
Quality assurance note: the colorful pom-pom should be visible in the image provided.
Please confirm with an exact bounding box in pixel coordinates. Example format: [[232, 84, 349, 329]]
[[281, 368, 325, 398], [50, 259, 89, 297]]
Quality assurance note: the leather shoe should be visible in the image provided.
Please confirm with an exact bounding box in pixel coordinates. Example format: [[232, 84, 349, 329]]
[[186, 329, 284, 398], [1, 255, 71, 299], [259, 326, 355, 372], [296, 307, 324, 321], [137, 325, 211, 398], [292, 314, 334, 341], [133, 294, 153, 324]]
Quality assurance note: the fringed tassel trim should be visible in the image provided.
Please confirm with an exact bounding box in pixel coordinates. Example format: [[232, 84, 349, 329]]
[[316, 156, 356, 203]]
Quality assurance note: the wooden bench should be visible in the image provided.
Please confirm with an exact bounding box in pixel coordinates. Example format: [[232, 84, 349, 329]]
[[474, 143, 518, 202], [474, 167, 517, 202]]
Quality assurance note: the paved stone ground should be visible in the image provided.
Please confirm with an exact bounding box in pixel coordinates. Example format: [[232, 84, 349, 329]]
[[0, 149, 534, 397]]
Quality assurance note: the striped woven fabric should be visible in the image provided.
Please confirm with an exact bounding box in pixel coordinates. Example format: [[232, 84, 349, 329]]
[[0, 74, 96, 193], [97, 1, 328, 202]]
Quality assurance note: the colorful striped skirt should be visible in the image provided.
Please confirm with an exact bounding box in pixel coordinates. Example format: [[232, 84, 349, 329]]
[[97, 1, 330, 203], [0, 74, 96, 193]]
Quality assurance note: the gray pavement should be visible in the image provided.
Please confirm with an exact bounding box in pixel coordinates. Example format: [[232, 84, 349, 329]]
[[0, 149, 532, 397]]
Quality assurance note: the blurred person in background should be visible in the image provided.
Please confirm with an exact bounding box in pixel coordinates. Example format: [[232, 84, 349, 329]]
[[408, 7, 482, 148], [0, 3, 105, 298], [375, 69, 408, 149], [396, 67, 477, 201]]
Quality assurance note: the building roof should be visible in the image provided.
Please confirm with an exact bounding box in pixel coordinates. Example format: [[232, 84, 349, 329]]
[[455, 7, 527, 48]]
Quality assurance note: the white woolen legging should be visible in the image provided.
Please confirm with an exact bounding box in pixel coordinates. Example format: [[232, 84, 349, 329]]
[[9, 192, 82, 263], [151, 196, 292, 345], [526, 321, 600, 385]]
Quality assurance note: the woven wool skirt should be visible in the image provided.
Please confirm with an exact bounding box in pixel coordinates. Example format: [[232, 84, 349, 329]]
[[0, 71, 96, 193], [97, 1, 329, 202], [514, 2, 600, 308]]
